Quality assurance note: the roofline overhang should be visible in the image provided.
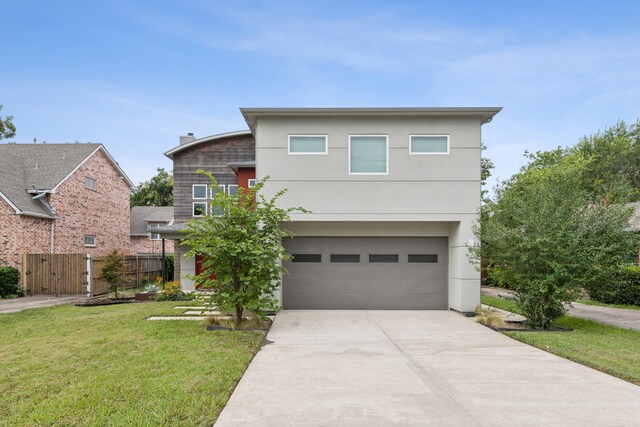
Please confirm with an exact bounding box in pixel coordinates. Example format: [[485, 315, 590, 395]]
[[19, 211, 58, 220], [0, 191, 21, 214], [241, 107, 503, 133], [164, 130, 253, 159]]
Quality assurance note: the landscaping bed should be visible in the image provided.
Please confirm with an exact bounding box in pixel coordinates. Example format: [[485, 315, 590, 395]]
[[0, 301, 264, 425]]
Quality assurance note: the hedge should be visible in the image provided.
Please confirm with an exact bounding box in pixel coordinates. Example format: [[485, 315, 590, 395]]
[[588, 265, 640, 306], [0, 266, 23, 298]]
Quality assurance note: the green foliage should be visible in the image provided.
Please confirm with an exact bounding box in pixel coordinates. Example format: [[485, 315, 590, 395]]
[[0, 266, 23, 298], [587, 265, 640, 306], [155, 281, 193, 301], [184, 173, 306, 325], [101, 249, 126, 299], [480, 142, 494, 202], [0, 105, 16, 140], [130, 167, 173, 207], [474, 158, 638, 329]]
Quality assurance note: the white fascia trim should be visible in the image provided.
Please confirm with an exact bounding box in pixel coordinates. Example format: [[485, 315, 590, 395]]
[[409, 135, 450, 155], [0, 191, 21, 214], [348, 135, 389, 175], [51, 145, 135, 192], [164, 130, 253, 159], [287, 135, 328, 155]]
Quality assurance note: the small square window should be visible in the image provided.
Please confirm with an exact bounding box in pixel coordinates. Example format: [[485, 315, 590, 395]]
[[288, 135, 328, 154], [227, 185, 239, 196], [84, 235, 96, 247], [410, 135, 449, 154], [84, 177, 96, 190], [149, 223, 161, 240], [349, 136, 388, 174], [193, 202, 207, 217], [211, 185, 225, 198], [248, 179, 257, 188], [192, 184, 207, 199]]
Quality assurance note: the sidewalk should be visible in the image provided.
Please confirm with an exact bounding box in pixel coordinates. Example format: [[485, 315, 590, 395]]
[[482, 286, 640, 330], [0, 295, 82, 314]]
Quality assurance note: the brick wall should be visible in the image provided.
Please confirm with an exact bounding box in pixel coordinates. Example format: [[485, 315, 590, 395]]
[[0, 198, 51, 270], [49, 149, 133, 256]]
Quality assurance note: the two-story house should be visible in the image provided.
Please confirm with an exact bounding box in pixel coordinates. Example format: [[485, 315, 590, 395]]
[[0, 143, 135, 271], [161, 107, 501, 314], [130, 206, 175, 254]]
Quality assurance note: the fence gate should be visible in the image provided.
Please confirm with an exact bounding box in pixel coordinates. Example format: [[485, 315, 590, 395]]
[[23, 253, 88, 296]]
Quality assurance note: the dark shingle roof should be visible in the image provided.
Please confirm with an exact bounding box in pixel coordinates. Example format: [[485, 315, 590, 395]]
[[130, 206, 174, 236]]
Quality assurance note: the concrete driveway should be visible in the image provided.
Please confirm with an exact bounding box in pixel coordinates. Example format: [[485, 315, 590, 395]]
[[0, 295, 82, 314], [215, 310, 640, 427]]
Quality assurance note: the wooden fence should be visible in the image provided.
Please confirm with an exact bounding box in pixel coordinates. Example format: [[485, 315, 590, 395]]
[[22, 253, 165, 296]]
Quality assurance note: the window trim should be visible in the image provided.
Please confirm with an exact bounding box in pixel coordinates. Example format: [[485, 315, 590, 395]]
[[83, 235, 96, 247], [211, 185, 225, 198], [248, 179, 257, 188], [192, 202, 207, 217], [192, 184, 208, 200], [348, 135, 389, 175], [409, 135, 450, 155], [288, 135, 328, 155], [84, 177, 97, 191]]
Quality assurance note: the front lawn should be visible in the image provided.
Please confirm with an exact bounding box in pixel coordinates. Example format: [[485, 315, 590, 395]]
[[0, 302, 264, 426], [481, 295, 640, 385]]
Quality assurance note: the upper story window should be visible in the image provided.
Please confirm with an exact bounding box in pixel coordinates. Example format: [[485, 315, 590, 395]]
[[410, 135, 449, 155], [193, 202, 207, 217], [248, 179, 257, 188], [192, 184, 207, 199], [288, 135, 327, 155], [349, 135, 388, 175], [84, 235, 96, 247], [227, 185, 239, 196], [149, 223, 161, 240], [84, 177, 97, 191], [211, 185, 225, 198]]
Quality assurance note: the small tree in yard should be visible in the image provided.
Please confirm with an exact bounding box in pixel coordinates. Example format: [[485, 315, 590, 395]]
[[184, 172, 306, 325], [471, 159, 638, 329], [101, 249, 127, 299]]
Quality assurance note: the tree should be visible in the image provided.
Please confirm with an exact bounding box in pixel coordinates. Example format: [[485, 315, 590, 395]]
[[101, 249, 127, 299], [130, 168, 173, 207], [472, 158, 638, 328], [480, 143, 494, 202], [184, 172, 306, 325], [0, 105, 16, 140]]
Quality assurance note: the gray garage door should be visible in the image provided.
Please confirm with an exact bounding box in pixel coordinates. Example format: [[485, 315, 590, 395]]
[[282, 237, 448, 309]]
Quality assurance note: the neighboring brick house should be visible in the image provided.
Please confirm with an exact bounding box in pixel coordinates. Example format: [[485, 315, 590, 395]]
[[130, 206, 175, 254], [0, 143, 134, 270], [158, 131, 255, 286]]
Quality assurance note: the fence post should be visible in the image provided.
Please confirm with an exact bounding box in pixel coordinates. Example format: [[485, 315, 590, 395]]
[[86, 254, 92, 298]]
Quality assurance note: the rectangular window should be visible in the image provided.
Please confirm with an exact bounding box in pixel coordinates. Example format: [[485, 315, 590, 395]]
[[349, 135, 388, 174], [291, 254, 322, 263], [408, 254, 438, 263], [330, 254, 360, 263], [84, 177, 96, 190], [288, 135, 328, 154], [369, 254, 399, 263], [192, 184, 207, 199], [227, 185, 239, 196], [149, 223, 161, 240], [410, 135, 449, 154], [84, 235, 96, 247], [211, 185, 225, 198], [248, 179, 257, 188], [193, 202, 207, 217]]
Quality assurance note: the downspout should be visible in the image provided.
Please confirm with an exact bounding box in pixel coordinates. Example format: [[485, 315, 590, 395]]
[[50, 221, 55, 254]]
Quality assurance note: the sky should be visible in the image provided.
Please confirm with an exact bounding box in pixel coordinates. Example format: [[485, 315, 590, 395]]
[[2, 0, 639, 193]]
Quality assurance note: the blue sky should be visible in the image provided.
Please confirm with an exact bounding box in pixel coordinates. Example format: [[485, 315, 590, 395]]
[[2, 0, 639, 191]]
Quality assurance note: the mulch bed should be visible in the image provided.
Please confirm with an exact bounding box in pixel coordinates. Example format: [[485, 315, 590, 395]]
[[484, 320, 572, 332], [74, 297, 139, 307]]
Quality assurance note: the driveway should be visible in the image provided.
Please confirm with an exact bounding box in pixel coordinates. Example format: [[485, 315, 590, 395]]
[[215, 310, 640, 427], [0, 295, 82, 314], [482, 286, 640, 330]]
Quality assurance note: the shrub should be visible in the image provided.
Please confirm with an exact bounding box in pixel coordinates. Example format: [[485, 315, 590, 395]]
[[0, 266, 23, 298], [156, 281, 193, 301], [588, 265, 640, 306], [101, 249, 126, 299]]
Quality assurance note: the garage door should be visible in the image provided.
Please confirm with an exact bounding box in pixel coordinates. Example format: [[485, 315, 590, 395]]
[[282, 237, 448, 309]]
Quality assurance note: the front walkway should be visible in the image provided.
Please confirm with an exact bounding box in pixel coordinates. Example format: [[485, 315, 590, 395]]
[[0, 295, 83, 314], [482, 286, 640, 330], [215, 310, 640, 426]]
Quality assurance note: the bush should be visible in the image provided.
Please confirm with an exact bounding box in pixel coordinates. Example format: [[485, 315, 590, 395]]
[[588, 265, 640, 306], [156, 281, 193, 301], [0, 266, 23, 298]]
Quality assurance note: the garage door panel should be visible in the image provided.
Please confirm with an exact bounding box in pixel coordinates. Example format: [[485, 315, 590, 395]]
[[283, 237, 448, 309]]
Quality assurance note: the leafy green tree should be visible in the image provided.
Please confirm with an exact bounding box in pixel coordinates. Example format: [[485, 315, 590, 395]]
[[130, 167, 173, 207], [101, 249, 127, 299], [473, 159, 637, 328], [184, 172, 306, 325], [480, 143, 494, 202], [0, 105, 16, 140]]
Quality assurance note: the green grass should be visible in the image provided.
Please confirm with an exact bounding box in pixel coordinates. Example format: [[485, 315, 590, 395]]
[[481, 295, 640, 385], [0, 302, 264, 426], [576, 299, 640, 310]]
